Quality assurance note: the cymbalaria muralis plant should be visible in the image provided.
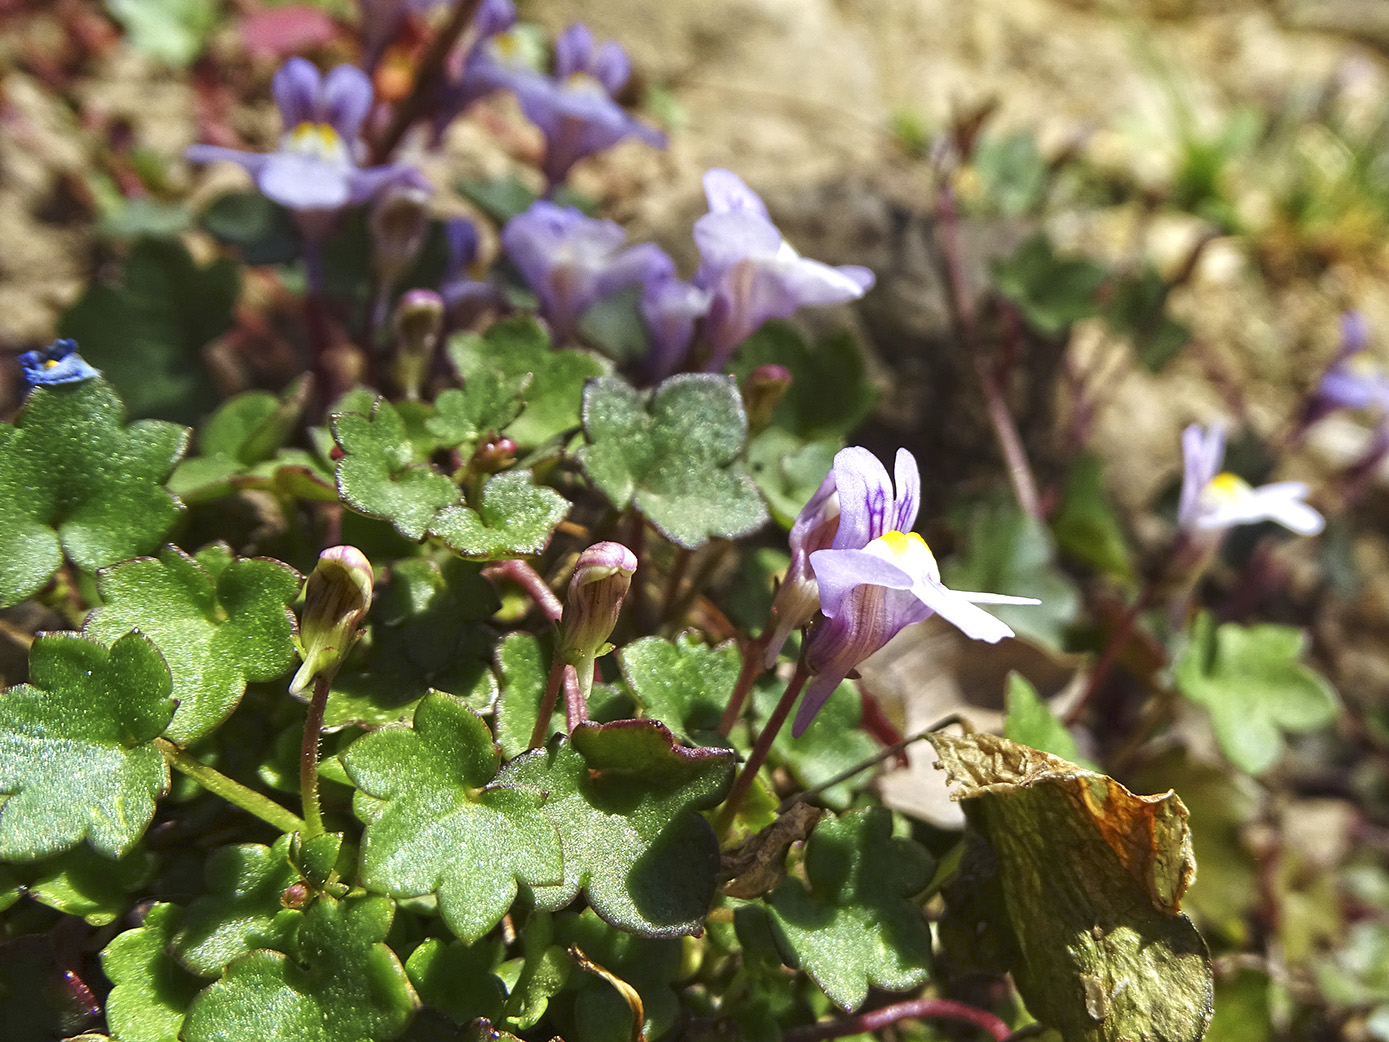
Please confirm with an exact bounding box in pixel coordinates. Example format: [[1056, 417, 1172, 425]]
[[1, 4, 1361, 1042]]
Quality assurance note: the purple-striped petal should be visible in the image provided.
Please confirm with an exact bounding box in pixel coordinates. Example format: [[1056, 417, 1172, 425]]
[[828, 446, 894, 550]]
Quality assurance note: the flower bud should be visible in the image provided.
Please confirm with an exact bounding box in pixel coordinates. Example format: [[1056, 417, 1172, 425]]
[[370, 182, 432, 289], [764, 468, 839, 666], [392, 289, 444, 401], [741, 364, 791, 434], [470, 434, 519, 475], [290, 546, 375, 696], [558, 542, 637, 665]]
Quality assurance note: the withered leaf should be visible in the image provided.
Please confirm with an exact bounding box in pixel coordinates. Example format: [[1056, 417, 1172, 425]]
[[930, 731, 1212, 1042], [720, 802, 823, 900]]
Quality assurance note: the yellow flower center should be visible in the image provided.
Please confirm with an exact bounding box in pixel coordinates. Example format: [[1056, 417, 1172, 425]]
[[875, 530, 940, 581], [1203, 471, 1251, 504], [43, 359, 59, 370], [285, 122, 349, 163]]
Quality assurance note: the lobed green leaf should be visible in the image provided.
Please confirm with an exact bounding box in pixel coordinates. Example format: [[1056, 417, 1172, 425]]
[[0, 631, 173, 860]]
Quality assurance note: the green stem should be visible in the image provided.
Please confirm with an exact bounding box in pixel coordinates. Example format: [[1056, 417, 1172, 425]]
[[300, 674, 331, 840], [157, 738, 305, 836], [717, 662, 810, 839]]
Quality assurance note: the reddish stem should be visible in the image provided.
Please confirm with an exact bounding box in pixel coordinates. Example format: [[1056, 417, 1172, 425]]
[[934, 177, 1041, 519], [783, 998, 1011, 1042], [564, 663, 588, 731], [718, 631, 771, 737], [371, 0, 483, 163], [717, 662, 809, 836], [484, 558, 563, 622], [529, 655, 567, 749], [1064, 579, 1160, 727]]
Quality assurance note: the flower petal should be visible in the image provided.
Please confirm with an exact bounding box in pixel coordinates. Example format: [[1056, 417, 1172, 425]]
[[910, 579, 1017, 643], [272, 56, 321, 128], [828, 446, 895, 550], [258, 152, 354, 210], [320, 63, 374, 142], [808, 546, 913, 618], [184, 144, 270, 177], [702, 168, 770, 219], [1179, 423, 1224, 529], [891, 448, 920, 534]]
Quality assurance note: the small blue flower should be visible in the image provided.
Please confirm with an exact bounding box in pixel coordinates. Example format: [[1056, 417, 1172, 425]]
[[19, 339, 100, 388]]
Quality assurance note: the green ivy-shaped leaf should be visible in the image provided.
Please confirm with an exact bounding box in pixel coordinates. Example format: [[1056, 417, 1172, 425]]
[[101, 903, 202, 1042], [327, 557, 498, 730], [84, 544, 301, 745], [498, 720, 734, 937], [172, 835, 303, 978], [25, 846, 156, 926], [341, 693, 563, 943], [447, 317, 607, 448], [428, 471, 570, 560], [619, 633, 739, 744], [766, 807, 934, 1011], [0, 631, 173, 860], [426, 373, 531, 451], [745, 430, 838, 528], [992, 233, 1108, 336], [579, 374, 768, 548], [1174, 611, 1339, 775], [333, 398, 459, 541], [1003, 672, 1086, 765], [496, 909, 570, 1030], [0, 379, 188, 607], [182, 893, 418, 1042], [406, 937, 507, 1025]]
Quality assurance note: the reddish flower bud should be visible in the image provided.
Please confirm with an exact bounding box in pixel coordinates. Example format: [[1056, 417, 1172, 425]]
[[558, 541, 637, 665]]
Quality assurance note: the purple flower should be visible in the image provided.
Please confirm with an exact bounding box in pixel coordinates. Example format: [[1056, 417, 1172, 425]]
[[640, 274, 711, 381], [1178, 424, 1324, 538], [1309, 312, 1389, 421], [501, 201, 673, 343], [18, 339, 100, 388], [186, 58, 425, 222], [692, 169, 874, 372], [764, 465, 839, 668], [796, 447, 1037, 736], [508, 24, 666, 186], [433, 0, 522, 131]]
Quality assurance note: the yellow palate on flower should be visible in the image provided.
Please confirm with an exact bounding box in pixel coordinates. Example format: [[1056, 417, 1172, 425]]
[[286, 122, 348, 163], [1203, 471, 1251, 503]]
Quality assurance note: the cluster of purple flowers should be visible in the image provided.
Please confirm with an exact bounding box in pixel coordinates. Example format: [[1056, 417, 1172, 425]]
[[501, 169, 874, 370]]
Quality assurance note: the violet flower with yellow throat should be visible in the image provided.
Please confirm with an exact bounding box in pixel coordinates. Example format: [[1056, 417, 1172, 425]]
[[796, 447, 1039, 736]]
